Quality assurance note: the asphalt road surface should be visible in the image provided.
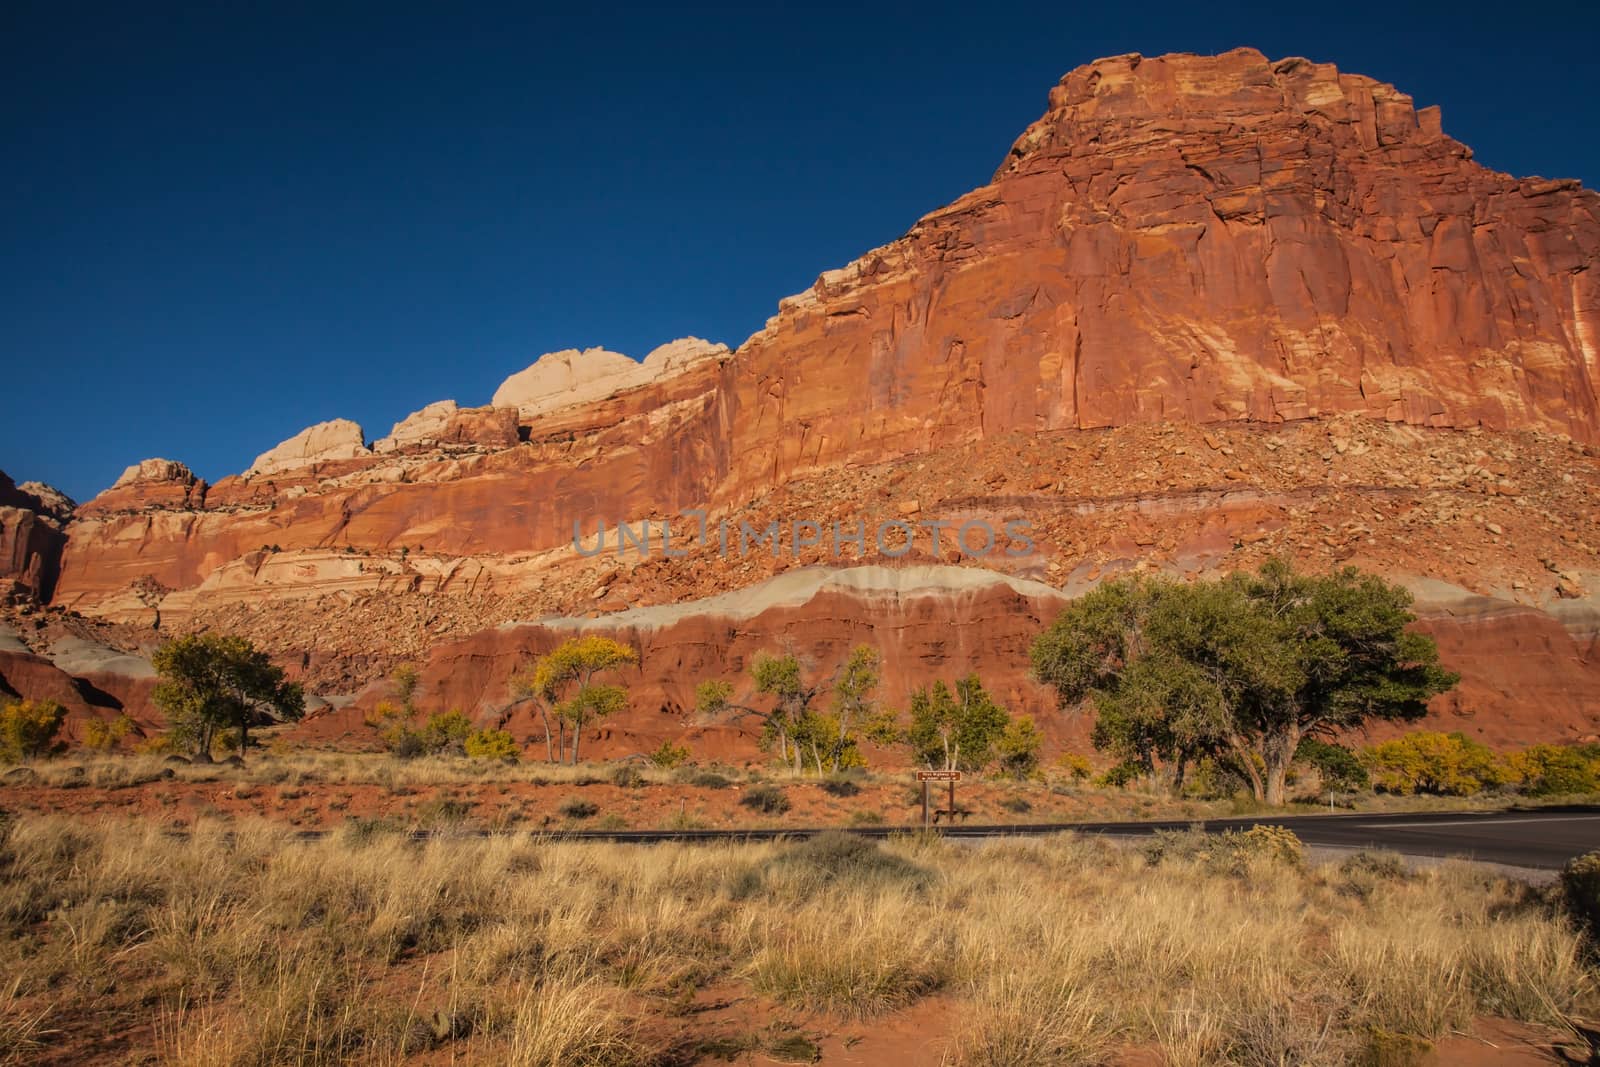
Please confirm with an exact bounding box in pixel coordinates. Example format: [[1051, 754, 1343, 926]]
[[454, 805, 1600, 871], [1081, 807, 1600, 870]]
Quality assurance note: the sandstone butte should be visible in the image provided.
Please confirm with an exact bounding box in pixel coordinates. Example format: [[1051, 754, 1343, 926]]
[[3, 47, 1599, 760]]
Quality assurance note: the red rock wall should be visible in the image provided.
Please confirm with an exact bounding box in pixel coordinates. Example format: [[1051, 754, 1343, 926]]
[[290, 575, 1600, 760]]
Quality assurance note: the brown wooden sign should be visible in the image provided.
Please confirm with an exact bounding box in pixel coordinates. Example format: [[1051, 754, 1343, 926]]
[[916, 770, 962, 783]]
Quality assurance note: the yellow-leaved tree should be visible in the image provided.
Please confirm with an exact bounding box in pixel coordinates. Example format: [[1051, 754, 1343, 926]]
[[510, 636, 637, 764]]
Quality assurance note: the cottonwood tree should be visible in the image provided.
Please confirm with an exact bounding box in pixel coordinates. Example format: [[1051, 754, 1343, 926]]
[[903, 674, 1011, 772], [815, 645, 880, 774], [511, 636, 637, 764], [151, 633, 305, 763], [695, 646, 881, 774], [1031, 560, 1457, 805]]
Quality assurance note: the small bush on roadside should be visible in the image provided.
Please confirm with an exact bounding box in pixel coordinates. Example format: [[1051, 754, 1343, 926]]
[[740, 784, 791, 815], [0, 699, 66, 763], [1561, 850, 1600, 941], [1340, 849, 1408, 882], [649, 740, 691, 769], [687, 770, 732, 790], [849, 810, 884, 826], [1143, 825, 1303, 873], [559, 797, 599, 820], [1000, 795, 1032, 814], [463, 728, 519, 761], [610, 763, 645, 788]]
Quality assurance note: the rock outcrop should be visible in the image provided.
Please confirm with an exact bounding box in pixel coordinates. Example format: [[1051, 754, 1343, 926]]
[[247, 419, 370, 478], [490, 337, 730, 419], [0, 472, 71, 602], [372, 401, 520, 454]]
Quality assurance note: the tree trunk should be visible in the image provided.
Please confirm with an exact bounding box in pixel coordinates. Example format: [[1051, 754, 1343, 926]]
[[570, 717, 582, 765], [193, 721, 214, 763], [1230, 736, 1264, 803], [1169, 754, 1189, 797], [1263, 726, 1300, 807], [537, 705, 555, 763], [238, 717, 249, 763]]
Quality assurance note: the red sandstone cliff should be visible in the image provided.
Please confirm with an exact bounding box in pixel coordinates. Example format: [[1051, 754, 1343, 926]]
[[12, 48, 1600, 751]]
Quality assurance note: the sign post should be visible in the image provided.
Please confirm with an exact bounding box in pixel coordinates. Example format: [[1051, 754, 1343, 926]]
[[916, 769, 963, 828]]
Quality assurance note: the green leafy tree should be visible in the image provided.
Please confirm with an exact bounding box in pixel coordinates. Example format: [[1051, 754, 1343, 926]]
[[905, 675, 1011, 772], [696, 654, 822, 774], [151, 634, 305, 763], [697, 647, 881, 775], [1032, 560, 1457, 805], [511, 636, 637, 764], [817, 645, 879, 774], [0, 699, 67, 762]]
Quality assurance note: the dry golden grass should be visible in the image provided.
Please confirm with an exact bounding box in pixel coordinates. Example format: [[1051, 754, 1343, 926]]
[[0, 817, 1593, 1065]]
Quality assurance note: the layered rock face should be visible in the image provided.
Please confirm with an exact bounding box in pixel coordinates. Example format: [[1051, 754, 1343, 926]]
[[288, 566, 1600, 758], [0, 472, 72, 602], [24, 48, 1600, 750]]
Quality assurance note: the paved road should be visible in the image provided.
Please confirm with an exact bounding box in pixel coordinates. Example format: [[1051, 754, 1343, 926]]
[[1079, 807, 1600, 870], [406, 805, 1599, 871]]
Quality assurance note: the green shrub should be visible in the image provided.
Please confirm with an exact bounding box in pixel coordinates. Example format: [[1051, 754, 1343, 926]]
[[1095, 761, 1140, 789], [422, 710, 473, 754], [1295, 737, 1369, 791], [649, 740, 691, 769], [1143, 825, 1303, 873], [740, 784, 791, 815], [849, 810, 884, 826], [1339, 849, 1408, 882], [611, 763, 645, 788], [463, 728, 519, 761], [996, 715, 1043, 780], [1185, 756, 1249, 800], [558, 797, 599, 820], [1000, 795, 1032, 814], [818, 776, 861, 797], [0, 700, 66, 762], [1561, 850, 1600, 941], [688, 771, 732, 790]]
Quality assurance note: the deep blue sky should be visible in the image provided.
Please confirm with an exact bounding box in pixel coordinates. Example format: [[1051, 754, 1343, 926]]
[[5, 2, 1597, 502]]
